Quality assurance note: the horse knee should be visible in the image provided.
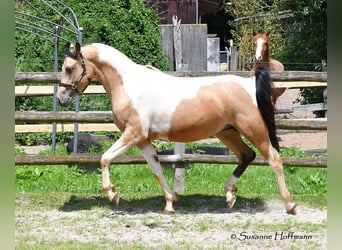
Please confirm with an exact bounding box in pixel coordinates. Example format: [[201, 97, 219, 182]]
[[240, 150, 256, 166], [100, 157, 111, 169], [246, 151, 256, 163]]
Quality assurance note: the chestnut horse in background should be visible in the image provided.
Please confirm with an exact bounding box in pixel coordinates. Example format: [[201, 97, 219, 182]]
[[57, 42, 297, 215], [252, 31, 286, 104]]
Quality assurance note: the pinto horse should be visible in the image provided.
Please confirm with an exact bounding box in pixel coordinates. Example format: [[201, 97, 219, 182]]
[[57, 42, 297, 215], [252, 31, 286, 104]]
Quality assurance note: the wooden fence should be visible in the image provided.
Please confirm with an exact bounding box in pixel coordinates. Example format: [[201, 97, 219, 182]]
[[15, 71, 327, 170], [15, 71, 327, 134], [15, 70, 327, 193]]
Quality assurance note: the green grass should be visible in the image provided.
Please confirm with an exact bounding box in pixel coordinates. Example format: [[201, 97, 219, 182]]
[[15, 140, 327, 211], [15, 163, 327, 210]]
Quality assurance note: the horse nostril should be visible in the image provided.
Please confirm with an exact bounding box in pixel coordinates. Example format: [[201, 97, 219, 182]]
[[255, 56, 262, 61], [56, 96, 70, 107]]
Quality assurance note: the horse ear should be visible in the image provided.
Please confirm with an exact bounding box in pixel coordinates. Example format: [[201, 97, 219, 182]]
[[265, 31, 270, 36], [75, 42, 81, 56], [253, 30, 257, 36], [68, 43, 76, 57]]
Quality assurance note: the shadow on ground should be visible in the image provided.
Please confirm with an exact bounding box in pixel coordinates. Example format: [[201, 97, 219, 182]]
[[59, 194, 267, 215]]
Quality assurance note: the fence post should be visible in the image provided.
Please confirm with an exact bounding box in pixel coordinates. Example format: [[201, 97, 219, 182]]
[[172, 15, 186, 193], [172, 15, 184, 71], [173, 142, 186, 193], [230, 46, 238, 71]]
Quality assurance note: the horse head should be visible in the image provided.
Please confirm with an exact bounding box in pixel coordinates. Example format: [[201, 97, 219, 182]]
[[57, 42, 94, 107], [252, 31, 270, 62]]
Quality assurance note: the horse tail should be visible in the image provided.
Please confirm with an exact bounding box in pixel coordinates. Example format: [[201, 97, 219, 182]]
[[255, 67, 280, 152]]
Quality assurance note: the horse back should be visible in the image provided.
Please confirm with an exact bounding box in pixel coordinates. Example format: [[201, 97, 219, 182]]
[[269, 58, 284, 71]]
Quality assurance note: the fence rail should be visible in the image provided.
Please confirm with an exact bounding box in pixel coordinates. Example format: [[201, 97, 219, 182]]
[[15, 111, 327, 131], [15, 71, 327, 83], [15, 81, 327, 97], [15, 154, 327, 168]]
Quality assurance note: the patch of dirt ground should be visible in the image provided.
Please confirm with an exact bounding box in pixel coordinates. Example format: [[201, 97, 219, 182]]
[[15, 198, 327, 249], [275, 88, 327, 153]]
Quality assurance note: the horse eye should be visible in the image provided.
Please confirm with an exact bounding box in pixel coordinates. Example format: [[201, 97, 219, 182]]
[[65, 67, 73, 74]]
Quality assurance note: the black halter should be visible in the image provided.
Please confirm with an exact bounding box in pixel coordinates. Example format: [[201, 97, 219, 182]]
[[59, 52, 92, 94]]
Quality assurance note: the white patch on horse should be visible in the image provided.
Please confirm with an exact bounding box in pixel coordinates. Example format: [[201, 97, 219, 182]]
[[125, 73, 257, 139], [255, 38, 264, 60], [94, 43, 256, 140]]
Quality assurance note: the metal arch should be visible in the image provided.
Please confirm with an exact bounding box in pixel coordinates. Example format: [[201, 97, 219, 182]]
[[15, 0, 83, 154], [15, 17, 72, 43], [15, 11, 76, 36]]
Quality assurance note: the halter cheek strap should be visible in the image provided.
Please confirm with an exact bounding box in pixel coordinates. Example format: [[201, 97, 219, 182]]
[[59, 52, 92, 94]]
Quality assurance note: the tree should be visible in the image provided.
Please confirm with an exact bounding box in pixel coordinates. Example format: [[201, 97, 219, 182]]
[[227, 0, 284, 70], [227, 0, 327, 116], [276, 0, 327, 117], [276, 0, 327, 71], [227, 0, 327, 71]]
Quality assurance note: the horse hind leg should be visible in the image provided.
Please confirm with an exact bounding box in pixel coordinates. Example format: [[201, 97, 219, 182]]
[[266, 146, 297, 214], [272, 87, 286, 105], [137, 140, 178, 214], [215, 129, 256, 209], [242, 128, 297, 214]]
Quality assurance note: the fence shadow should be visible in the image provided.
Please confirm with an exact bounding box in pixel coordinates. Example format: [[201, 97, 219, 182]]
[[59, 194, 267, 215]]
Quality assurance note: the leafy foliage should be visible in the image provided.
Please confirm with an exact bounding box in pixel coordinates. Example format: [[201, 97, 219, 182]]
[[15, 0, 169, 71], [227, 0, 327, 113], [227, 0, 327, 71], [15, 0, 169, 114], [227, 0, 285, 70]]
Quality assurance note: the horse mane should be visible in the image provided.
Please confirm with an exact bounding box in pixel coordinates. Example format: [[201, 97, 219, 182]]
[[255, 67, 279, 152]]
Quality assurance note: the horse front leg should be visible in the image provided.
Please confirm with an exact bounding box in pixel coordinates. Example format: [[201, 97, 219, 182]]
[[138, 141, 178, 214], [100, 133, 138, 206]]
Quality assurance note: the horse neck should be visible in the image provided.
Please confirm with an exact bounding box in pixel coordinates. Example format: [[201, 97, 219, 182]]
[[82, 44, 137, 77], [84, 43, 136, 72], [260, 44, 270, 63], [82, 44, 137, 90]]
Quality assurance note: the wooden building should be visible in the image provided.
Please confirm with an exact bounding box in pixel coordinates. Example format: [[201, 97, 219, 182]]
[[146, 0, 234, 51], [145, 0, 231, 24]]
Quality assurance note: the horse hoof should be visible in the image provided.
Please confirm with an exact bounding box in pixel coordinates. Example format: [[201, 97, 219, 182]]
[[110, 193, 120, 207], [163, 209, 176, 215], [227, 196, 237, 209], [287, 204, 297, 215]]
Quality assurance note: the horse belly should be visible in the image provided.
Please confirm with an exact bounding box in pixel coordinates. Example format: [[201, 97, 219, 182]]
[[167, 120, 223, 142], [166, 98, 228, 142]]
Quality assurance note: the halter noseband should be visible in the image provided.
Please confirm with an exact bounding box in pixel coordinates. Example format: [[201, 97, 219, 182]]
[[59, 52, 92, 94]]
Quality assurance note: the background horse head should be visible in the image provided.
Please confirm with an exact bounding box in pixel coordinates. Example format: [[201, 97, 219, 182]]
[[252, 31, 286, 104], [57, 42, 297, 215]]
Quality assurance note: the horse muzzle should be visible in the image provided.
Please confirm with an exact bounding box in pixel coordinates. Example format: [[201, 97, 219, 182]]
[[255, 56, 262, 62], [56, 93, 72, 107]]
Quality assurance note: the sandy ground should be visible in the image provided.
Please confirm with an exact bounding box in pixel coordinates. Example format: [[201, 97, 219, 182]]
[[275, 88, 327, 152], [15, 198, 327, 249]]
